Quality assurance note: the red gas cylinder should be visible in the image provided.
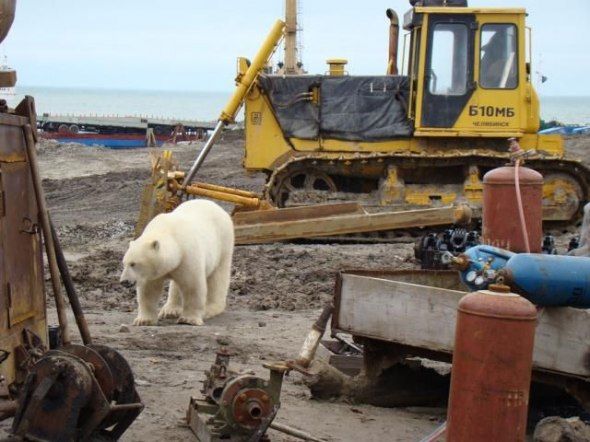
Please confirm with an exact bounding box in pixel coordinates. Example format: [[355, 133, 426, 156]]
[[446, 285, 537, 442], [483, 165, 543, 252]]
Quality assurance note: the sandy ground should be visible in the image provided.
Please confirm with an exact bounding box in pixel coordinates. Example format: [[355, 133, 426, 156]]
[[7, 132, 588, 441]]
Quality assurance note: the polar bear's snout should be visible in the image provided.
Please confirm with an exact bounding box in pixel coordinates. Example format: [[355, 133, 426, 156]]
[[119, 266, 136, 288]]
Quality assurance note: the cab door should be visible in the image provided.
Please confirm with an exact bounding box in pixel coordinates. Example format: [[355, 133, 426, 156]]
[[419, 13, 477, 129]]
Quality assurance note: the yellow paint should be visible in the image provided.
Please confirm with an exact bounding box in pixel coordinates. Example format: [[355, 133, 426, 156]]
[[405, 189, 457, 206], [244, 90, 291, 170], [326, 59, 348, 76], [464, 166, 484, 204], [379, 165, 404, 204]]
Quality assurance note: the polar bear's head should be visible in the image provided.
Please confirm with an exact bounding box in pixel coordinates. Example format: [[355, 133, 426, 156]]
[[120, 236, 179, 285]]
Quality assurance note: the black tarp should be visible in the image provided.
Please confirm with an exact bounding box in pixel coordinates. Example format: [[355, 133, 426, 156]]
[[258, 75, 412, 141]]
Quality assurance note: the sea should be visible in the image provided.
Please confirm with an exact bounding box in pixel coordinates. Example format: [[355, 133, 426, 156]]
[[4, 86, 590, 125]]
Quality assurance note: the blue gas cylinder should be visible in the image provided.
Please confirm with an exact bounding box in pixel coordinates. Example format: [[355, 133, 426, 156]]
[[500, 254, 590, 307]]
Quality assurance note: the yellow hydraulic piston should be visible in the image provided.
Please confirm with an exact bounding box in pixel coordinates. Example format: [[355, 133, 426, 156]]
[[183, 19, 286, 186], [168, 176, 273, 211]]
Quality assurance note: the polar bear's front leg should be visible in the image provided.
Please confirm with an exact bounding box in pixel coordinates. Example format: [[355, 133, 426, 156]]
[[134, 278, 164, 326], [177, 274, 207, 326], [158, 281, 183, 319]]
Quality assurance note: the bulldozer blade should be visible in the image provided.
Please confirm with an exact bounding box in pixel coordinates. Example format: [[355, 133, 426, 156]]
[[232, 202, 363, 226], [135, 151, 177, 237], [234, 204, 472, 245]]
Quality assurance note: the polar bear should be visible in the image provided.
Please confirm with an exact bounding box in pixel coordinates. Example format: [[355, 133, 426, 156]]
[[120, 199, 234, 326]]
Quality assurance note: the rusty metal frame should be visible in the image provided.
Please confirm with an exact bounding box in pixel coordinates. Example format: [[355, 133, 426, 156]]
[[331, 269, 590, 412]]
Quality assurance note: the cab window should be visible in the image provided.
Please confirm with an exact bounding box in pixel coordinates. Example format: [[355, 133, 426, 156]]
[[480, 24, 518, 89], [429, 23, 469, 96]]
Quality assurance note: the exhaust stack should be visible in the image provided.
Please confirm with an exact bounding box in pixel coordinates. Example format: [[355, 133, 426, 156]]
[[386, 8, 399, 75]]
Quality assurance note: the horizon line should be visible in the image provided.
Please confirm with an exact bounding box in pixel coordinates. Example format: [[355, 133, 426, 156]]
[[12, 84, 590, 99]]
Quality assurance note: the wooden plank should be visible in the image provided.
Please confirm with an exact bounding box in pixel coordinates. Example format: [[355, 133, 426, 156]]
[[235, 205, 468, 244], [335, 273, 590, 377]]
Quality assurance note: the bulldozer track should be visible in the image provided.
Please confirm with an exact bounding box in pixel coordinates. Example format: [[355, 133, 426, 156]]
[[265, 150, 590, 227]]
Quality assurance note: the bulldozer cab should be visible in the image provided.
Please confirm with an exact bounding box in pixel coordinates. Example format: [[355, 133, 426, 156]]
[[405, 6, 539, 137]]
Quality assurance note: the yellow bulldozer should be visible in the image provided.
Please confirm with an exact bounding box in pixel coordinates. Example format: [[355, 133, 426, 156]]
[[139, 0, 589, 240]]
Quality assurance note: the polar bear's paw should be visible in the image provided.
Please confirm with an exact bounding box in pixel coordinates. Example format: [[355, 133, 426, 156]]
[[133, 316, 157, 326], [158, 305, 183, 319], [177, 315, 204, 326]]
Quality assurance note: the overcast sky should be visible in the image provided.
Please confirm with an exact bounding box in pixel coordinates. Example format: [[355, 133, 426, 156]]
[[4, 0, 589, 96]]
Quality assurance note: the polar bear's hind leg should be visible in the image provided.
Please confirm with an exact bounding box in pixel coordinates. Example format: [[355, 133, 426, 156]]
[[177, 273, 207, 326], [205, 255, 231, 319]]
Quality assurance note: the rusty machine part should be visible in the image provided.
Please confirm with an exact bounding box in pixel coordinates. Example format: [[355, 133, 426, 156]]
[[188, 307, 335, 441], [186, 348, 288, 442], [0, 96, 49, 391], [12, 343, 143, 441], [446, 284, 537, 441], [483, 163, 543, 253]]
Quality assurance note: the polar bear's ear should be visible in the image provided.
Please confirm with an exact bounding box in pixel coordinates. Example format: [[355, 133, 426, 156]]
[[151, 240, 159, 251]]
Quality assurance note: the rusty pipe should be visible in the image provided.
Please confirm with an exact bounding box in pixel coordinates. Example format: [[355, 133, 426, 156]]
[[24, 124, 71, 345], [49, 219, 93, 345], [295, 304, 333, 368], [386, 8, 399, 75], [269, 421, 328, 442]]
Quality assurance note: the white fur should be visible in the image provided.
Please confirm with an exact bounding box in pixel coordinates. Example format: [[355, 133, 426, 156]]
[[120, 199, 234, 326]]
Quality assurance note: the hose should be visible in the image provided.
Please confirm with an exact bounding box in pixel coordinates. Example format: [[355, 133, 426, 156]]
[[514, 159, 531, 253], [273, 92, 313, 108], [420, 421, 446, 442]]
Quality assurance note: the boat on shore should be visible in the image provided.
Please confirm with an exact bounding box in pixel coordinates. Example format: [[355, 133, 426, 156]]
[[40, 131, 170, 149], [37, 113, 214, 148]]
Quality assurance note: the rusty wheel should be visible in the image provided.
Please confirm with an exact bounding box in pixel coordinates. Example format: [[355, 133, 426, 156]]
[[273, 168, 337, 207]]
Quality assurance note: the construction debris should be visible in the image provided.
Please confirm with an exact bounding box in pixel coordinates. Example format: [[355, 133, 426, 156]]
[[186, 348, 288, 442], [12, 344, 143, 440], [533, 417, 590, 442], [187, 306, 335, 441]]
